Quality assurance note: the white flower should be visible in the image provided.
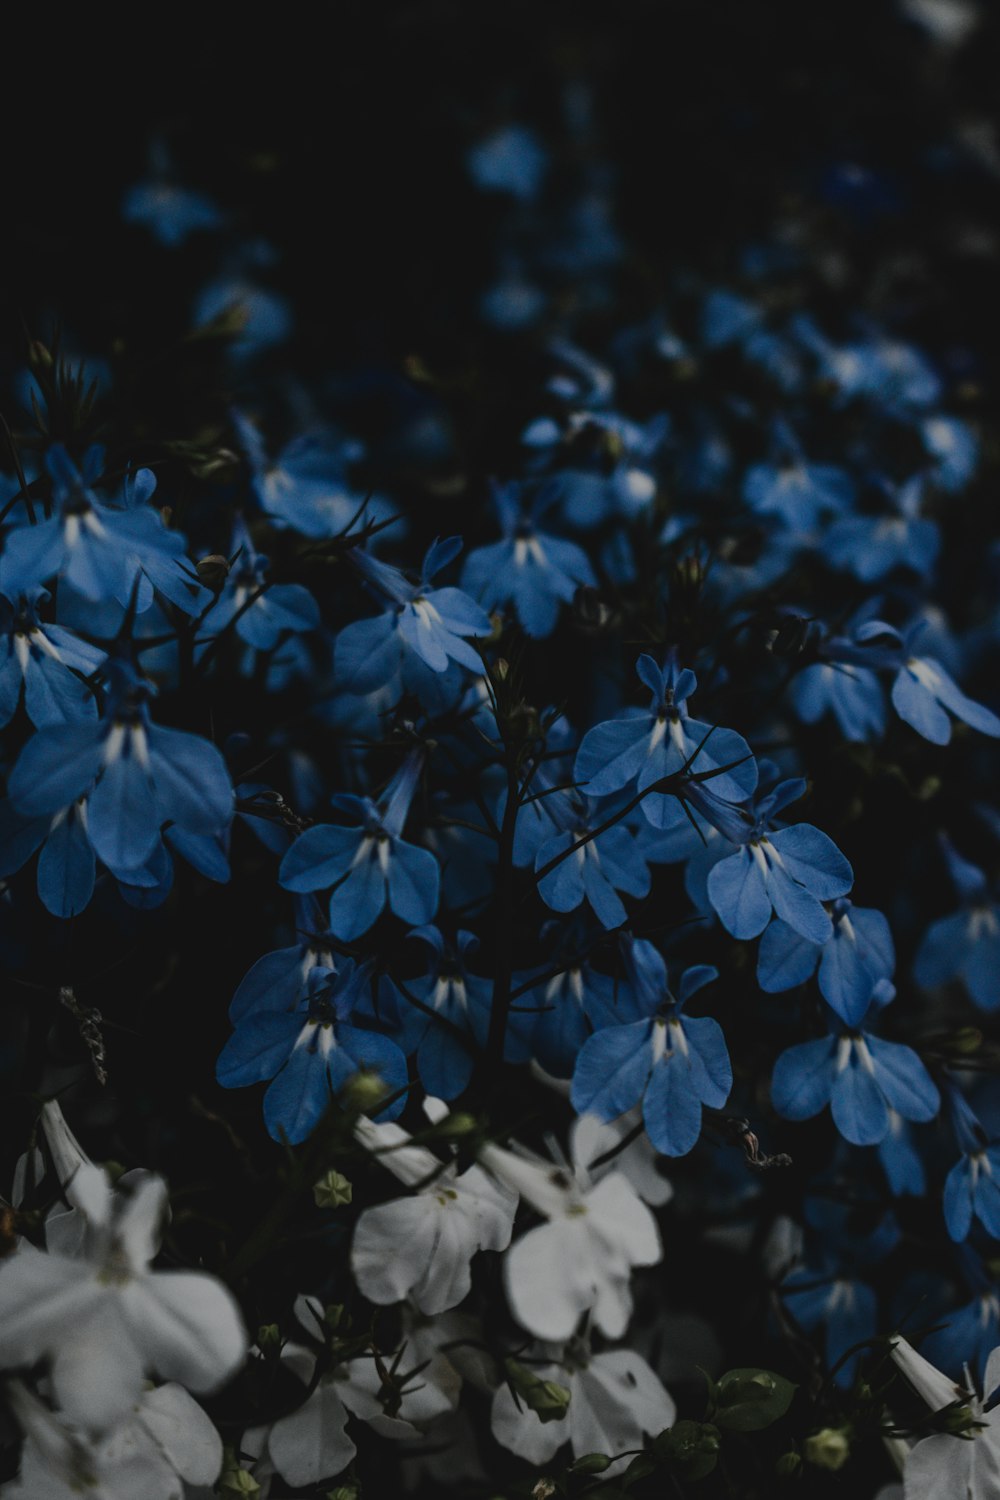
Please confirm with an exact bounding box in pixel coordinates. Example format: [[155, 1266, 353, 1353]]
[[491, 1337, 676, 1466], [481, 1140, 661, 1342], [890, 1337, 1000, 1499], [351, 1116, 516, 1313], [0, 1164, 247, 1431], [570, 1111, 674, 1207], [1, 1379, 222, 1500], [244, 1294, 467, 1490]]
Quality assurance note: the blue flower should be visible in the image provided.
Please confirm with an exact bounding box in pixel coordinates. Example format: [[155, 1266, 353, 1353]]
[[0, 797, 95, 919], [921, 414, 978, 493], [334, 539, 490, 701], [688, 777, 852, 945], [122, 179, 223, 246], [574, 653, 757, 821], [0, 592, 105, 727], [6, 664, 233, 878], [199, 517, 320, 652], [0, 449, 207, 614], [742, 422, 853, 531], [229, 899, 337, 1022], [771, 986, 939, 1146], [461, 483, 594, 638], [516, 956, 619, 1078], [922, 1276, 1000, 1387], [571, 940, 730, 1157], [216, 962, 408, 1143], [913, 843, 1000, 1012], [757, 900, 895, 1026], [466, 125, 548, 200], [782, 1272, 877, 1388], [392, 927, 505, 1100], [279, 751, 440, 940], [825, 476, 939, 582], [790, 660, 886, 742], [942, 1087, 1000, 1243], [231, 412, 387, 540], [877, 1111, 927, 1197]]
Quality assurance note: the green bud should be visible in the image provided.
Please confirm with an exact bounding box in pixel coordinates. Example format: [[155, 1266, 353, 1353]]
[[658, 1419, 722, 1480], [313, 1170, 353, 1208], [804, 1427, 851, 1471], [340, 1070, 389, 1115], [256, 1323, 281, 1351], [195, 553, 231, 591], [219, 1464, 261, 1496], [776, 1451, 802, 1477], [503, 1358, 571, 1424], [326, 1487, 359, 1500], [324, 1303, 344, 1331], [570, 1452, 613, 1474]]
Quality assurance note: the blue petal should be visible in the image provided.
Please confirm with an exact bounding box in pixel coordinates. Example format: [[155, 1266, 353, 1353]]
[[574, 713, 651, 797], [386, 840, 440, 926], [8, 723, 104, 815], [707, 848, 771, 938], [88, 754, 160, 871], [642, 1047, 704, 1156], [147, 726, 233, 834], [864, 1036, 939, 1123], [571, 1020, 654, 1121], [326, 853, 387, 940], [771, 1037, 837, 1120], [757, 920, 820, 992], [216, 1012, 302, 1087], [681, 1015, 732, 1107], [943, 1159, 973, 1242], [36, 810, 95, 918], [279, 825, 362, 891], [831, 1059, 889, 1146], [768, 824, 853, 900]]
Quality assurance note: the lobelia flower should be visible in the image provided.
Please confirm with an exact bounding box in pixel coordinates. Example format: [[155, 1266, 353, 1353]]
[[913, 841, 1000, 1012], [198, 515, 319, 653], [350, 1112, 516, 1313], [571, 941, 731, 1157], [243, 1294, 464, 1489], [757, 899, 895, 1026], [689, 775, 853, 945], [0, 796, 96, 918], [533, 786, 652, 932], [570, 1111, 674, 1208], [574, 653, 758, 821], [230, 409, 387, 539], [890, 1336, 1000, 1500], [333, 537, 491, 697], [771, 983, 940, 1147], [742, 420, 854, 532], [517, 955, 620, 1079], [2, 1379, 223, 1500], [825, 475, 939, 582], [388, 926, 504, 1099], [491, 1335, 676, 1466], [942, 1086, 1000, 1243], [216, 961, 408, 1143], [790, 658, 887, 742], [279, 750, 440, 940], [6, 663, 233, 879], [0, 448, 207, 614], [922, 1273, 1000, 1388], [0, 1163, 247, 1431], [481, 1135, 661, 1342], [0, 591, 104, 727], [461, 480, 595, 637]]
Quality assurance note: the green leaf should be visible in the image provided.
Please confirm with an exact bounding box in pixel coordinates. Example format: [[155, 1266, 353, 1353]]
[[713, 1368, 797, 1432]]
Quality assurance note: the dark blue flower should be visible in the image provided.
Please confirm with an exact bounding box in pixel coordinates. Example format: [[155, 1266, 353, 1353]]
[[279, 750, 439, 940], [461, 482, 594, 638], [199, 517, 319, 652], [0, 592, 104, 727], [942, 1086, 1000, 1244], [216, 962, 408, 1143], [574, 653, 757, 820], [757, 900, 895, 1026], [571, 940, 730, 1157], [771, 985, 939, 1146], [913, 842, 1000, 1012]]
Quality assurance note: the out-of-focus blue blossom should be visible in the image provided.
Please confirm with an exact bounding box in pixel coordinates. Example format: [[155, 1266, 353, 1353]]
[[231, 411, 389, 539], [921, 413, 978, 492], [942, 1085, 1000, 1242], [0, 591, 104, 726], [279, 750, 439, 940], [461, 482, 594, 638], [516, 953, 619, 1078], [334, 538, 490, 703], [229, 898, 336, 1022], [0, 448, 207, 614], [790, 659, 887, 742], [792, 315, 942, 409], [782, 1271, 878, 1388], [757, 899, 895, 1026], [922, 1264, 1000, 1387], [575, 653, 757, 823], [571, 940, 730, 1157], [194, 274, 292, 357], [122, 178, 223, 245], [877, 1110, 927, 1197], [686, 776, 852, 944], [466, 125, 548, 200], [742, 422, 854, 531], [913, 841, 1000, 1011], [6, 663, 233, 879], [771, 983, 939, 1146], [199, 517, 319, 652], [701, 289, 763, 350], [825, 475, 940, 581], [820, 618, 1000, 745], [216, 961, 407, 1143]]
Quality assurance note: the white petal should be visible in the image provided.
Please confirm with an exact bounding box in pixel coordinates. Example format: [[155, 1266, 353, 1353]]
[[121, 1270, 247, 1392], [504, 1219, 600, 1341], [134, 1384, 223, 1485], [50, 1305, 145, 1431], [268, 1382, 355, 1488], [116, 1174, 169, 1271], [0, 1246, 104, 1368], [351, 1197, 441, 1306], [903, 1431, 974, 1499], [490, 1367, 569, 1465], [585, 1172, 662, 1269], [572, 1351, 675, 1459], [39, 1103, 95, 1211]]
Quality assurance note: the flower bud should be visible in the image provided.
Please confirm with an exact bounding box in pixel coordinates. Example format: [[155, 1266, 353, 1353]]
[[775, 1450, 802, 1477], [313, 1170, 353, 1208], [256, 1322, 281, 1351], [804, 1427, 851, 1471], [504, 1358, 571, 1424], [196, 554, 231, 591]]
